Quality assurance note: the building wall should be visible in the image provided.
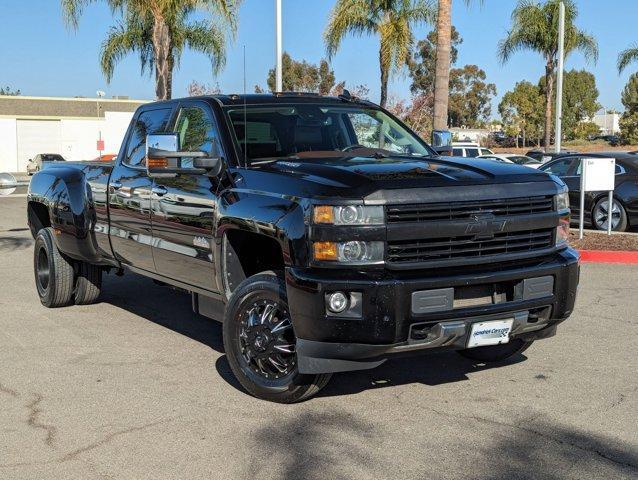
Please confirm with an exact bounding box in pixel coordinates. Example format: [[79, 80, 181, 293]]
[[0, 118, 18, 171], [0, 95, 147, 172]]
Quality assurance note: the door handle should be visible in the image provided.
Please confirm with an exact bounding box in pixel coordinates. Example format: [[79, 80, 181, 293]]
[[152, 186, 168, 197], [110, 181, 122, 190]]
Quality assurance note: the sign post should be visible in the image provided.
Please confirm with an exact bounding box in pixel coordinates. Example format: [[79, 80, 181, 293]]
[[97, 131, 105, 161], [579, 157, 616, 239]]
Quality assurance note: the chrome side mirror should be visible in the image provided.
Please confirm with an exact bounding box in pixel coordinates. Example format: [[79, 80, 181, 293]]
[[145, 133, 223, 176]]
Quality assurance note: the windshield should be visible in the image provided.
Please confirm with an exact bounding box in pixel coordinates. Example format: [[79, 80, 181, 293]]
[[42, 154, 65, 162], [226, 104, 433, 163]]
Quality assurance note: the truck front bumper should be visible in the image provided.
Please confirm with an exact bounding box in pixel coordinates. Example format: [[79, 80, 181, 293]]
[[285, 248, 580, 374]]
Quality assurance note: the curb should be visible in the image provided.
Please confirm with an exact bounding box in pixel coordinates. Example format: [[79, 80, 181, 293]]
[[578, 250, 638, 264]]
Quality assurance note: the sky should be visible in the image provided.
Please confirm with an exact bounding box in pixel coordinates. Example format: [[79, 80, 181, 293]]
[[0, 0, 637, 116]]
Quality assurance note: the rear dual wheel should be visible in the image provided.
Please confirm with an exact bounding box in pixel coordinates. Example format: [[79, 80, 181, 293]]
[[223, 271, 332, 403], [34, 227, 102, 308]]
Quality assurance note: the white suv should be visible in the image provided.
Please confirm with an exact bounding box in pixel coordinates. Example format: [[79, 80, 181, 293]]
[[452, 142, 494, 158]]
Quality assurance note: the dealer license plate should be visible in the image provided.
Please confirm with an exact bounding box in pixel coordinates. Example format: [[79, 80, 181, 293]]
[[467, 319, 514, 348]]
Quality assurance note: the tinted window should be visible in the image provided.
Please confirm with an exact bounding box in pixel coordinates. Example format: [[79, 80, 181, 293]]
[[124, 108, 171, 167], [175, 106, 223, 166], [453, 148, 463, 156], [227, 104, 432, 162], [541, 159, 574, 176], [480, 148, 493, 155], [466, 148, 480, 158], [41, 154, 65, 162]]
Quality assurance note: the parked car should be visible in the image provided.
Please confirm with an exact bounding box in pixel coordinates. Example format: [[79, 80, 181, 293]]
[[478, 153, 542, 168], [26, 153, 65, 175], [28, 94, 579, 403], [539, 152, 638, 231], [93, 154, 117, 162], [590, 135, 621, 146], [452, 142, 494, 158], [526, 149, 578, 163]]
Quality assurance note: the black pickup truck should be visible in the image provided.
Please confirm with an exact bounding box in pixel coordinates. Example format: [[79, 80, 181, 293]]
[[27, 93, 579, 402]]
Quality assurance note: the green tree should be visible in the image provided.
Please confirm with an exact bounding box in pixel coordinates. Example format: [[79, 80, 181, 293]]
[[0, 86, 21, 96], [561, 70, 600, 139], [266, 53, 335, 94], [324, 0, 434, 107], [61, 0, 240, 100], [618, 43, 638, 74], [448, 64, 496, 128], [621, 73, 638, 113], [620, 73, 638, 144], [498, 0, 598, 149], [499, 80, 544, 147], [408, 26, 462, 96]]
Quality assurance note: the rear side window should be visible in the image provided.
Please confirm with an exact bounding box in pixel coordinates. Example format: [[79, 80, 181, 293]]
[[124, 108, 172, 167], [542, 159, 574, 176], [453, 148, 463, 156], [480, 148, 493, 156]]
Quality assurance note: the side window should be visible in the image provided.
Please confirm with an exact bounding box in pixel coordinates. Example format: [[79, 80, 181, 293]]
[[175, 105, 223, 159], [480, 148, 493, 156], [466, 148, 480, 158], [453, 148, 463, 156], [543, 159, 574, 176], [124, 108, 171, 167]]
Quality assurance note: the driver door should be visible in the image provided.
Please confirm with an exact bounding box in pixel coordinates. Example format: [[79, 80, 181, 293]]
[[150, 100, 224, 292]]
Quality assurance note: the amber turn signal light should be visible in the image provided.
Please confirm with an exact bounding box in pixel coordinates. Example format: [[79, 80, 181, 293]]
[[147, 157, 168, 168], [313, 206, 334, 224], [313, 241, 338, 261]]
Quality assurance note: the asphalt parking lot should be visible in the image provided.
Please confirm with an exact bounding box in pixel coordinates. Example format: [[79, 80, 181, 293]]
[[1, 193, 637, 480]]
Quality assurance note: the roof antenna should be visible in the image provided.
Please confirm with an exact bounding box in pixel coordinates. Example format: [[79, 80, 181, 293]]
[[243, 44, 248, 169]]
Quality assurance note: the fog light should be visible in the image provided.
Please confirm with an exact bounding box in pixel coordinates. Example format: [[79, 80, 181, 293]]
[[327, 291, 348, 313]]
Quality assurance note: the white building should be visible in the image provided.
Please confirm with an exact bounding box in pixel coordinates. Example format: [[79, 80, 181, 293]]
[[0, 95, 149, 172], [591, 112, 621, 135]]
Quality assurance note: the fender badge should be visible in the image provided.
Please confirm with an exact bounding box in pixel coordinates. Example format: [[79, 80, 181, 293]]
[[193, 236, 211, 249]]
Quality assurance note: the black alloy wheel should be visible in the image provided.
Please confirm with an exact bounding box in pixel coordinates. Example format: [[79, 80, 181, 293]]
[[238, 299, 296, 380], [223, 271, 332, 403], [592, 197, 628, 232]]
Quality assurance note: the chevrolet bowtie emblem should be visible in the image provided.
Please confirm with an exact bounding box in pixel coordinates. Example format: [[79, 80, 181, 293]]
[[465, 213, 507, 240]]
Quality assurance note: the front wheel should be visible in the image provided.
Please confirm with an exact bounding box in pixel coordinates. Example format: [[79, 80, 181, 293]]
[[592, 197, 628, 232], [457, 338, 533, 362], [223, 271, 332, 403]]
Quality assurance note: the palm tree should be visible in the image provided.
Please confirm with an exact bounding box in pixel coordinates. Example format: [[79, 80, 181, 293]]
[[432, 0, 452, 131], [618, 43, 638, 74], [61, 1, 240, 100], [432, 1, 480, 131], [324, 0, 434, 107], [498, 0, 598, 150]]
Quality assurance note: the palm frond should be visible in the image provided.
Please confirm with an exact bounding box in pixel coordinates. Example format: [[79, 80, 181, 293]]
[[324, 0, 377, 59], [618, 44, 638, 74], [100, 14, 152, 82], [177, 20, 228, 75]]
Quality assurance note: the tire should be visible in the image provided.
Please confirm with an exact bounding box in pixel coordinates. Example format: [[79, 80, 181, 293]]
[[33, 227, 75, 308], [457, 338, 533, 363], [223, 271, 332, 403], [592, 196, 628, 232], [74, 261, 102, 305]]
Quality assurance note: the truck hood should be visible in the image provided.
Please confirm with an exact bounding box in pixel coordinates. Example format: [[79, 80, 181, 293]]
[[252, 154, 552, 193]]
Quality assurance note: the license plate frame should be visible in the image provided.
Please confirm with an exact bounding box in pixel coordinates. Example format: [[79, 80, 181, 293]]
[[467, 318, 514, 348]]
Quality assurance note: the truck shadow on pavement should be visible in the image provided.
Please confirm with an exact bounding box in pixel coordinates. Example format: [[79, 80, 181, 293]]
[[102, 272, 528, 398], [246, 409, 638, 479], [0, 235, 33, 252]]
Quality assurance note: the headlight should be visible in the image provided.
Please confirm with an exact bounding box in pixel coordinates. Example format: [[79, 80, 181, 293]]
[[313, 205, 384, 225], [555, 191, 570, 212], [556, 215, 570, 246], [313, 241, 384, 264]]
